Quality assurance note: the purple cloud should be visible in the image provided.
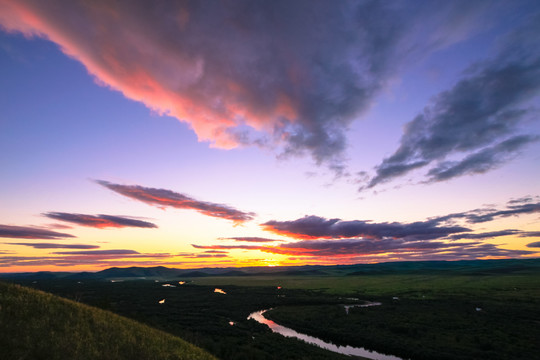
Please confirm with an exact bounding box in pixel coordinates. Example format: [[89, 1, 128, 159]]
[[217, 237, 283, 242], [97, 180, 254, 224], [432, 199, 540, 225], [262, 215, 469, 240], [43, 212, 157, 229], [0, 224, 75, 240], [6, 243, 99, 249]]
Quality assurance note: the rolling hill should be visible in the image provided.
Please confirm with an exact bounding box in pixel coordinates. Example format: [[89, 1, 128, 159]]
[[0, 281, 216, 360]]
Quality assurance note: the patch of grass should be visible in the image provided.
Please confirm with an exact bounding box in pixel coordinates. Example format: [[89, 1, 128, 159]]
[[0, 281, 216, 360], [189, 273, 540, 299]]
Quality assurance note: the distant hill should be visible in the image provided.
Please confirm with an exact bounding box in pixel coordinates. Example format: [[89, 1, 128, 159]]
[[1, 258, 539, 280], [94, 265, 184, 279], [0, 281, 216, 360], [344, 258, 540, 275]]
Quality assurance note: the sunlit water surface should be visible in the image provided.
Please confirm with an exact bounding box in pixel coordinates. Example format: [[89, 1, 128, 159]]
[[248, 305, 403, 360]]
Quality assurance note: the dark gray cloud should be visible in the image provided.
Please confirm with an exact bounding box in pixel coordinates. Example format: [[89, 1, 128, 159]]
[[43, 212, 157, 229], [426, 135, 538, 182], [218, 237, 282, 242], [366, 14, 540, 187], [507, 196, 534, 205], [0, 224, 75, 240], [261, 215, 469, 240], [447, 230, 521, 241], [97, 180, 254, 223], [521, 232, 540, 238], [527, 241, 540, 248], [6, 243, 99, 250], [0, 0, 501, 171]]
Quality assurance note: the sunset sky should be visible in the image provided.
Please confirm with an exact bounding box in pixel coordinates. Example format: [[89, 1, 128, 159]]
[[1, 0, 540, 272]]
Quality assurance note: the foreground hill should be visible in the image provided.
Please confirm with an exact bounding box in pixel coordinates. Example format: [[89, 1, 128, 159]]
[[0, 281, 216, 360]]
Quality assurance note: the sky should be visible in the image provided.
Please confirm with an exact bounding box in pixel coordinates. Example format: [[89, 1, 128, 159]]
[[1, 0, 540, 272]]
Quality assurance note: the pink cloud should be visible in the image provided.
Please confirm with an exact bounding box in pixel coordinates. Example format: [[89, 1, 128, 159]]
[[97, 180, 254, 224]]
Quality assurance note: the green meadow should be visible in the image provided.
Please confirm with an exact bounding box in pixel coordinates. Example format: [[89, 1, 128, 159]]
[[190, 273, 540, 298]]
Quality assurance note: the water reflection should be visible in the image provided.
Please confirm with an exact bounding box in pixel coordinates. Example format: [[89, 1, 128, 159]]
[[343, 301, 382, 314], [248, 308, 403, 360]]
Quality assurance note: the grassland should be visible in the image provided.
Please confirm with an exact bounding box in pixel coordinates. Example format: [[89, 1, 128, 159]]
[[188, 272, 540, 299], [0, 281, 216, 360]]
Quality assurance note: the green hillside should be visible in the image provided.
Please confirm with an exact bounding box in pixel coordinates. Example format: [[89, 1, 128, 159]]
[[0, 281, 216, 360]]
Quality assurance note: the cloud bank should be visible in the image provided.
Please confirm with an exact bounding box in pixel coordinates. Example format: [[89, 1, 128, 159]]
[[97, 180, 254, 223], [0, 0, 499, 170], [262, 215, 469, 240], [43, 212, 157, 229]]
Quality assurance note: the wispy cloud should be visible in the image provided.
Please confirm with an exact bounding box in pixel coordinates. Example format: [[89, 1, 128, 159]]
[[0, 224, 75, 240], [447, 230, 521, 241], [193, 238, 535, 262], [192, 244, 261, 251], [52, 249, 149, 256], [97, 180, 254, 223], [261, 215, 469, 240], [0, 249, 173, 268], [432, 198, 540, 225], [217, 237, 282, 243], [184, 253, 228, 259], [425, 135, 539, 183], [520, 231, 540, 238], [0, 0, 498, 172], [527, 241, 540, 248], [43, 212, 157, 229], [6, 243, 99, 249], [42, 212, 157, 229], [365, 14, 540, 188]]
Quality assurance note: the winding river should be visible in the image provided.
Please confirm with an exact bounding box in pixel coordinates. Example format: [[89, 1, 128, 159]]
[[248, 304, 403, 360]]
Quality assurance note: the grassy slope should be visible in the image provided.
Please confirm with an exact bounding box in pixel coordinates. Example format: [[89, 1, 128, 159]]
[[0, 281, 216, 360]]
